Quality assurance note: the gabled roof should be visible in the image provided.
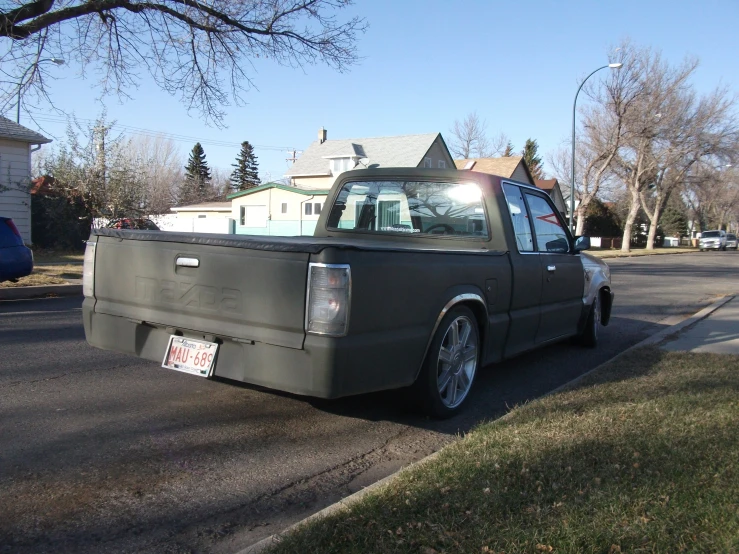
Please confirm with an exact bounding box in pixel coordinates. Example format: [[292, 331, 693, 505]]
[[286, 133, 446, 177], [171, 201, 232, 212], [453, 156, 534, 184], [0, 116, 51, 144], [535, 178, 558, 191], [228, 182, 331, 200]]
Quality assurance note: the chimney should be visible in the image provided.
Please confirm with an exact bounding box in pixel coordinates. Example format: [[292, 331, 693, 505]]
[[318, 127, 327, 144]]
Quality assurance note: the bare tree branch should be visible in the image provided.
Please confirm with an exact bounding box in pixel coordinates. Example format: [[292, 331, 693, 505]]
[[0, 0, 367, 126]]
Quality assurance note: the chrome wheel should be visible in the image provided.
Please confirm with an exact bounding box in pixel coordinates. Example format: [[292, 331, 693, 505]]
[[436, 315, 478, 409]]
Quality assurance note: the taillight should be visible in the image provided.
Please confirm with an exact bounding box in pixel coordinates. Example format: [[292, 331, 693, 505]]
[[83, 241, 96, 297], [305, 263, 351, 336], [5, 219, 21, 238]]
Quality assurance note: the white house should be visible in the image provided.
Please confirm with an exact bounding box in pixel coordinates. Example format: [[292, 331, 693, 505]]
[[0, 116, 51, 243], [228, 182, 330, 236], [224, 129, 455, 236]]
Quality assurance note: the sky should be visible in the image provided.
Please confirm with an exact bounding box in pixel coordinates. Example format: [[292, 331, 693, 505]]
[[16, 0, 739, 183]]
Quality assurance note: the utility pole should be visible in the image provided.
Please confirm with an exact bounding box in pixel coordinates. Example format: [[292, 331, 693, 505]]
[[286, 149, 299, 165]]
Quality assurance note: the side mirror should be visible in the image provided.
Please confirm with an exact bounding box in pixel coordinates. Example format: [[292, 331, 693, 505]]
[[574, 236, 591, 252]]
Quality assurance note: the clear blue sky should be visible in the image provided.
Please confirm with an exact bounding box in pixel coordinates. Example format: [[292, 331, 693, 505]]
[[20, 0, 739, 182]]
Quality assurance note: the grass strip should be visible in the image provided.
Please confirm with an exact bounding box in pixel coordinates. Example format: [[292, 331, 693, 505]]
[[588, 247, 699, 258], [0, 264, 82, 287], [267, 347, 739, 553]]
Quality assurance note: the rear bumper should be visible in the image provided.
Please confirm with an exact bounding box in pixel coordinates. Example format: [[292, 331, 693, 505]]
[[0, 245, 33, 281], [82, 299, 427, 399]]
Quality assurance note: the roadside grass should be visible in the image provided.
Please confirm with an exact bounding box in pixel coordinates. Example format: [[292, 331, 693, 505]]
[[0, 264, 82, 287], [588, 247, 699, 259], [267, 347, 739, 554]]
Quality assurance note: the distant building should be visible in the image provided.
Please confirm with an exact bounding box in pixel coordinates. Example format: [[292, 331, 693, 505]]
[[534, 178, 567, 219], [0, 116, 51, 243], [453, 156, 534, 185], [285, 128, 455, 189]]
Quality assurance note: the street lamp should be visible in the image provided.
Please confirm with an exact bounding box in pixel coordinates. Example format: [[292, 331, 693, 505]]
[[16, 57, 65, 124], [570, 62, 623, 233]]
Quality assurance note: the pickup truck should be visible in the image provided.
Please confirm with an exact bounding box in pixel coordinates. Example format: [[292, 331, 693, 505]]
[[82, 168, 613, 417]]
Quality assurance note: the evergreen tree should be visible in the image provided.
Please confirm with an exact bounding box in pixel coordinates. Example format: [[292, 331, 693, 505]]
[[181, 142, 211, 203], [503, 141, 515, 157], [521, 138, 544, 180], [230, 141, 261, 191]]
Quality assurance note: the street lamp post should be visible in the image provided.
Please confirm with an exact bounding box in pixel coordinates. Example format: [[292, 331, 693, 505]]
[[570, 62, 623, 234], [16, 57, 65, 124]]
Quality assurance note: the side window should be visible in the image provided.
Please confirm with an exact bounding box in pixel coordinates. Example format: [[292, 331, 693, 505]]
[[502, 184, 534, 252], [525, 193, 569, 253], [281, 202, 288, 214], [305, 203, 313, 216]]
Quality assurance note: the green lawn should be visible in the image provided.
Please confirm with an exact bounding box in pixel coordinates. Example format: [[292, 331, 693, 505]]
[[267, 347, 739, 554]]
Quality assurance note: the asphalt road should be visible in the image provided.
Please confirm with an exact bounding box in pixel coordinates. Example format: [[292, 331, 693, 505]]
[[2, 252, 738, 554]]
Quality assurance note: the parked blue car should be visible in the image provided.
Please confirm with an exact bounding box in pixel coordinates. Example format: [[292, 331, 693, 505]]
[[0, 217, 33, 281]]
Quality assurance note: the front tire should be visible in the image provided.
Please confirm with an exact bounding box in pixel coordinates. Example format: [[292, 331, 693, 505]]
[[413, 306, 480, 418], [578, 292, 601, 348]]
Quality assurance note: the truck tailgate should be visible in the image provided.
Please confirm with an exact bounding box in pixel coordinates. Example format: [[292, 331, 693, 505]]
[[92, 234, 309, 349]]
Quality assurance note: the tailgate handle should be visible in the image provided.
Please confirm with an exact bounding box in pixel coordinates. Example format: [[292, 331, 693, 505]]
[[547, 265, 556, 272], [176, 257, 200, 268]]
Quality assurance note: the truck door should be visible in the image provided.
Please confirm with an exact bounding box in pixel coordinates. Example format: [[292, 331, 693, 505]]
[[501, 183, 542, 357], [522, 191, 584, 343]]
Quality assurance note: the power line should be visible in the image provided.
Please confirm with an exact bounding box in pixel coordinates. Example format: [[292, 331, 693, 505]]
[[26, 111, 298, 152]]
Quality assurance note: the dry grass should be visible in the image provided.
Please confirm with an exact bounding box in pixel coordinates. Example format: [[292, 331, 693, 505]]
[[0, 264, 82, 288], [588, 247, 699, 258], [0, 273, 67, 287], [267, 347, 739, 554]]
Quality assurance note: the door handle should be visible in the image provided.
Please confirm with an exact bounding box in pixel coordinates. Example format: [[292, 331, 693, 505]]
[[547, 265, 556, 272], [176, 257, 200, 268]]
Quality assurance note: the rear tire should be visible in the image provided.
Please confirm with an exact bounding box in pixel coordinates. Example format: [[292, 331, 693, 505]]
[[413, 306, 479, 418], [578, 292, 601, 348]]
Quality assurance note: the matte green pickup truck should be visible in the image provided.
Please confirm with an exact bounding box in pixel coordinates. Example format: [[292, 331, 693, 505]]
[[82, 168, 613, 417]]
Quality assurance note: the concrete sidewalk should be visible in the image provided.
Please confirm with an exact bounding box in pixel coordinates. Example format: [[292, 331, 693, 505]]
[[662, 295, 739, 354]]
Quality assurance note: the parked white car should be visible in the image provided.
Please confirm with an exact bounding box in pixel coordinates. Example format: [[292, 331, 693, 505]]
[[699, 230, 727, 251], [725, 233, 738, 250]]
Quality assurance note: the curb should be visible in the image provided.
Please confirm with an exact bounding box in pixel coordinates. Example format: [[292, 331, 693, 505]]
[[591, 249, 699, 259], [235, 295, 734, 554], [0, 284, 82, 300]]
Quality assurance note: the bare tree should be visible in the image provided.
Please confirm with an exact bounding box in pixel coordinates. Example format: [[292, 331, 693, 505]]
[[448, 111, 508, 159], [569, 47, 643, 236], [0, 1, 367, 126], [128, 134, 183, 214], [684, 162, 739, 232], [613, 46, 703, 252], [638, 89, 739, 248]]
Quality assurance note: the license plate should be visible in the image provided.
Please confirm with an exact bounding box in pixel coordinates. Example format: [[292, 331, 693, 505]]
[[162, 336, 218, 377]]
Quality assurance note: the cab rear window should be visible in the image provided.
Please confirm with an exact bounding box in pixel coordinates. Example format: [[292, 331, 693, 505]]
[[326, 180, 489, 238]]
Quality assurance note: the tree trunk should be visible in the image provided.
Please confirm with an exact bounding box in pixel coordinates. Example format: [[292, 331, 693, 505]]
[[621, 188, 641, 253], [645, 204, 663, 250], [575, 205, 586, 236]]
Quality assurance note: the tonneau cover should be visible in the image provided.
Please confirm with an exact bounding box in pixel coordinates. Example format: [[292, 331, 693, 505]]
[[91, 228, 503, 255]]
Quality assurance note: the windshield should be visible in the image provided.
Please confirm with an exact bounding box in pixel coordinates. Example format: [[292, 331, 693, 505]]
[[702, 231, 721, 238], [326, 179, 489, 238]]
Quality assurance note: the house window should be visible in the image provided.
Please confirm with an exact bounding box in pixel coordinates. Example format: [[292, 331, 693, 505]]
[[423, 157, 432, 168], [305, 203, 313, 216], [438, 160, 446, 169], [314, 202, 322, 215], [281, 202, 288, 214], [241, 205, 268, 227], [331, 158, 353, 174], [198, 214, 207, 218]]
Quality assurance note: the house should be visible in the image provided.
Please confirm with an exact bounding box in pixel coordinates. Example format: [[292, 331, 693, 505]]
[[228, 182, 330, 236], [166, 201, 233, 233], [453, 156, 535, 185], [224, 129, 455, 237], [534, 178, 568, 219], [285, 128, 455, 189], [0, 116, 52, 243]]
